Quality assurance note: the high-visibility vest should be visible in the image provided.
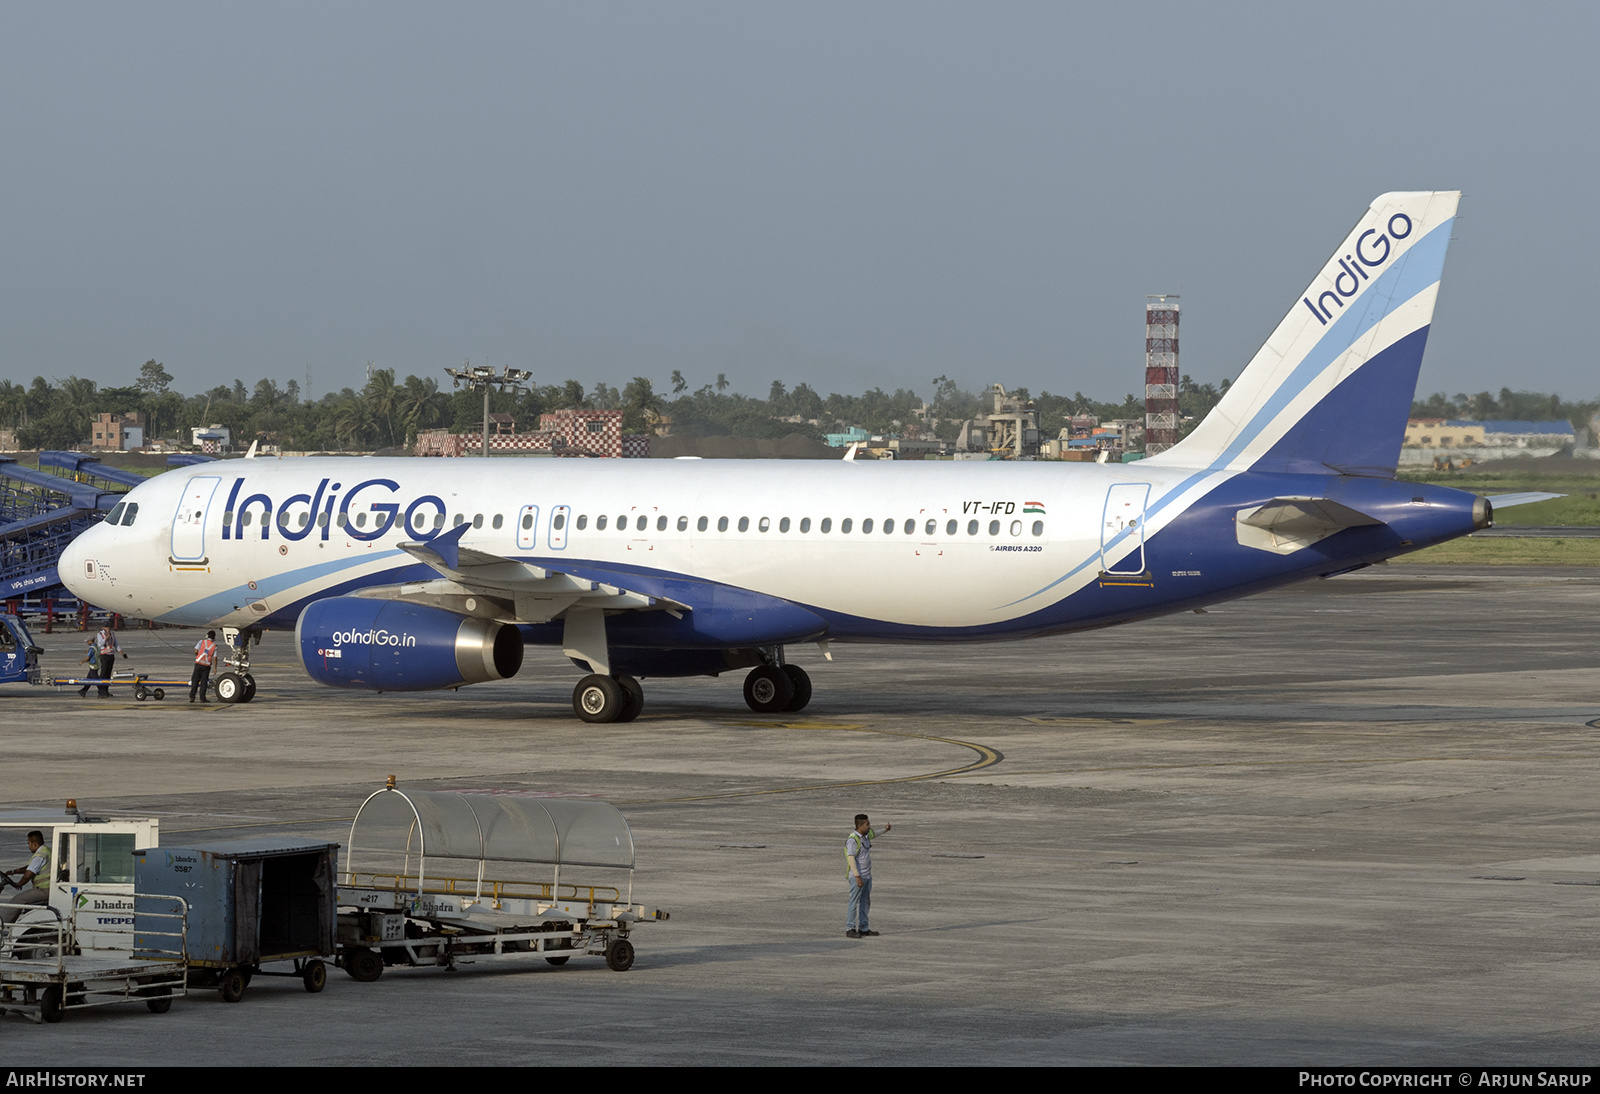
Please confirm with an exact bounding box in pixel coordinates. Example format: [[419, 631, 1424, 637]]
[[195, 639, 217, 666]]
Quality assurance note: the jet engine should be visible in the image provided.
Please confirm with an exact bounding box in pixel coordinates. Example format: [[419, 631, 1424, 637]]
[[295, 597, 523, 691]]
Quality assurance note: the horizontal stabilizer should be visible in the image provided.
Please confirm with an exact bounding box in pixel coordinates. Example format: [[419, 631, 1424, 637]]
[[1236, 497, 1382, 555], [1484, 491, 1564, 509]]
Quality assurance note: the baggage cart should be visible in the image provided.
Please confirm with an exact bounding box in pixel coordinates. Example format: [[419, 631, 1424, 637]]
[[336, 779, 668, 979]]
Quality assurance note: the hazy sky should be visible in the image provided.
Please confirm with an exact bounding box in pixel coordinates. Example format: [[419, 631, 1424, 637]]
[[3, 2, 1595, 403]]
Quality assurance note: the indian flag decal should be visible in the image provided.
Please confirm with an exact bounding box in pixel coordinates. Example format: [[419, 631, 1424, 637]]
[[1024, 501, 1045, 514]]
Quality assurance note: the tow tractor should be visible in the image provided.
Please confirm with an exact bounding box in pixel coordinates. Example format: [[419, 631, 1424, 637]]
[[336, 779, 669, 979], [0, 613, 43, 688], [0, 804, 187, 1023]]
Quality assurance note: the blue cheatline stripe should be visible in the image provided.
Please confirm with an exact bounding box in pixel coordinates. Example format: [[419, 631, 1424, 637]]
[[1002, 218, 1453, 611], [166, 548, 405, 622]]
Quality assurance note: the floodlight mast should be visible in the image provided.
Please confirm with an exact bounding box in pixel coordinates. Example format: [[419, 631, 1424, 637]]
[[443, 361, 533, 457]]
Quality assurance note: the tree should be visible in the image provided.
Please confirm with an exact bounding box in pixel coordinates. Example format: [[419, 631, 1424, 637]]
[[715, 373, 729, 393], [622, 376, 662, 433], [670, 370, 687, 395], [362, 368, 400, 448], [135, 359, 173, 396]]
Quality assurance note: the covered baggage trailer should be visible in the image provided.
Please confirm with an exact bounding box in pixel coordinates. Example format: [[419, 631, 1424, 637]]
[[134, 838, 339, 1001], [337, 780, 669, 979]]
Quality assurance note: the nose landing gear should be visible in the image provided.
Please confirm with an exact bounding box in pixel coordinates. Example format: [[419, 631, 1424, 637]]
[[216, 627, 261, 704]]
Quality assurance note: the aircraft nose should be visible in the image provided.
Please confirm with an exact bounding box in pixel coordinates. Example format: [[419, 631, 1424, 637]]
[[57, 527, 95, 598]]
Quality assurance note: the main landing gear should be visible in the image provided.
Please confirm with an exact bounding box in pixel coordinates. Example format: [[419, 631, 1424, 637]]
[[572, 674, 645, 724], [570, 659, 813, 723], [742, 662, 811, 715]]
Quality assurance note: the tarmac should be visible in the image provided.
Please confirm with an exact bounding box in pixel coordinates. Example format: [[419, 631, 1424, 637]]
[[3, 563, 1598, 1065]]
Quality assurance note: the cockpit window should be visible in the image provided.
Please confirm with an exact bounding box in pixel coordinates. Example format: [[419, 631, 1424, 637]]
[[104, 503, 126, 525], [121, 503, 138, 526]]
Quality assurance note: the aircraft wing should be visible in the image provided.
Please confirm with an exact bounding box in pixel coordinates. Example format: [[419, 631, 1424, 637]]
[[378, 524, 689, 624]]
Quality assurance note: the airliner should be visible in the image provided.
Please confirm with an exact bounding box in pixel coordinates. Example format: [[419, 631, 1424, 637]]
[[59, 191, 1537, 722]]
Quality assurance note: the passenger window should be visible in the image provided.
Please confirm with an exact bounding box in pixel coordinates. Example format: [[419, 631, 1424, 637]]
[[278, 511, 291, 528], [317, 512, 329, 528], [883, 519, 893, 535], [243, 512, 255, 527], [799, 518, 810, 533], [433, 515, 444, 529], [718, 517, 729, 532], [821, 518, 832, 533], [617, 514, 627, 530], [657, 515, 668, 531], [336, 513, 348, 527], [453, 514, 465, 526], [473, 514, 484, 529], [925, 520, 935, 535], [577, 515, 588, 530], [697, 516, 708, 532], [636, 515, 648, 531], [492, 514, 504, 530], [597, 515, 608, 530], [779, 517, 790, 533], [522, 513, 533, 530], [967, 520, 978, 535], [904, 519, 916, 535], [1010, 520, 1022, 536], [1032, 521, 1044, 536], [553, 514, 566, 530], [758, 517, 770, 533], [989, 520, 1000, 536], [678, 516, 688, 531], [841, 518, 852, 533], [946, 519, 957, 535], [300, 512, 311, 528], [862, 519, 874, 534], [738, 517, 750, 532]]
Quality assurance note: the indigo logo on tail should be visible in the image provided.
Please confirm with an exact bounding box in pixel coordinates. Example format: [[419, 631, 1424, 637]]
[[1301, 212, 1414, 326]]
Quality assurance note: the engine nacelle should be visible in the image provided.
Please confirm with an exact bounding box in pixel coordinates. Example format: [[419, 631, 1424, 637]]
[[295, 597, 523, 691]]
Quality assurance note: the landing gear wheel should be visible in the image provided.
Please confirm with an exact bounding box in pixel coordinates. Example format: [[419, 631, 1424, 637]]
[[743, 665, 795, 714], [301, 959, 326, 993], [605, 938, 635, 972], [143, 987, 172, 1014], [241, 675, 256, 703], [573, 675, 626, 723], [781, 665, 812, 712], [218, 967, 247, 1003], [344, 947, 384, 982], [214, 672, 245, 704], [152, 688, 165, 701], [40, 985, 64, 1023], [616, 675, 644, 723], [544, 955, 570, 966]]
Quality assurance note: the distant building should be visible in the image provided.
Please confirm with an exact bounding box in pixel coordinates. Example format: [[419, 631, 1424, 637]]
[[91, 411, 146, 451], [1401, 418, 1574, 464], [415, 408, 649, 458], [191, 424, 232, 454], [955, 385, 1040, 458]]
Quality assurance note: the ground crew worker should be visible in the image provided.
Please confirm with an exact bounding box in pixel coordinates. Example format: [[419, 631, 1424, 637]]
[[0, 831, 50, 924], [845, 813, 890, 938], [91, 624, 125, 698], [190, 629, 219, 703]]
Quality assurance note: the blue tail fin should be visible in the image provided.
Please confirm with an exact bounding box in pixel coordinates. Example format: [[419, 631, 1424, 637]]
[[1148, 191, 1459, 478]]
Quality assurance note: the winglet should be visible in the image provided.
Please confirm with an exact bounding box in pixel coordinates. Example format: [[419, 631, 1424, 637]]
[[428, 522, 471, 570]]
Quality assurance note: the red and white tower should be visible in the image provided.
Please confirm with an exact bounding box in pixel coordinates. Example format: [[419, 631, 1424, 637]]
[[1144, 295, 1180, 455]]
